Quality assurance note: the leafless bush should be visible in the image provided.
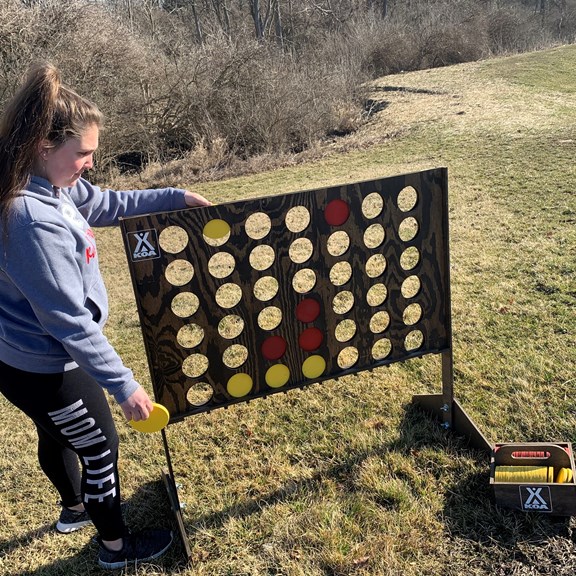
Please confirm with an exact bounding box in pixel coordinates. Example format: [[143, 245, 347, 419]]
[[161, 36, 366, 159], [1, 0, 575, 183], [487, 7, 552, 54]]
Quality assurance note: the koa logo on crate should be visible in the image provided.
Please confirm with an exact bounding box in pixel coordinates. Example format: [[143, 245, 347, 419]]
[[520, 486, 552, 512]]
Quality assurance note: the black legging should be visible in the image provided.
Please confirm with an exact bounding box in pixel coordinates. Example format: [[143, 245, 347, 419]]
[[0, 360, 126, 540]]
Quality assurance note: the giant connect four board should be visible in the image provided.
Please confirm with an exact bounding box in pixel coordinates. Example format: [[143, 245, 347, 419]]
[[120, 168, 453, 423]]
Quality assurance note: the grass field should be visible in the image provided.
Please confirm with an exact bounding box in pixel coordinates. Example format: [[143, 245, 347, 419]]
[[0, 46, 575, 575]]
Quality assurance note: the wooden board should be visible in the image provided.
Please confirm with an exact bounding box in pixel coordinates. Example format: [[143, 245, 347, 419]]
[[120, 168, 451, 422]]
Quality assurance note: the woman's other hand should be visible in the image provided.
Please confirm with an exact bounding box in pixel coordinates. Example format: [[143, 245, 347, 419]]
[[184, 190, 212, 207]]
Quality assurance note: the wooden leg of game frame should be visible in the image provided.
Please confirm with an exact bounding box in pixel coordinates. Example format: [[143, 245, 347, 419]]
[[411, 393, 492, 454], [161, 429, 192, 560]]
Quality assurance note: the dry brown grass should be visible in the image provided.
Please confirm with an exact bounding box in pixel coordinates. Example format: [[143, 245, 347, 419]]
[[1, 45, 575, 575]]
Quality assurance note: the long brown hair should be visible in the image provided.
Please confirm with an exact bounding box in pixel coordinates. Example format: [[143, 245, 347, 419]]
[[0, 62, 103, 221]]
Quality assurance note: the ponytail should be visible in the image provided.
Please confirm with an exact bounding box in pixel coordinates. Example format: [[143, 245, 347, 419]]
[[0, 62, 103, 222]]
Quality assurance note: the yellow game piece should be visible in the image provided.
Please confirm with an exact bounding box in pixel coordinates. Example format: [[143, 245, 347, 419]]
[[203, 219, 230, 240], [129, 402, 170, 433], [302, 355, 326, 379], [227, 373, 253, 397], [265, 364, 290, 388], [556, 467, 573, 483]]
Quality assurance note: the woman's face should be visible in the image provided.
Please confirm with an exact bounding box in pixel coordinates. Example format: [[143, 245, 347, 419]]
[[40, 124, 99, 188]]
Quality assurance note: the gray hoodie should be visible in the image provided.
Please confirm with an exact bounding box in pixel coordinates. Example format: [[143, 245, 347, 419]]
[[0, 176, 188, 403]]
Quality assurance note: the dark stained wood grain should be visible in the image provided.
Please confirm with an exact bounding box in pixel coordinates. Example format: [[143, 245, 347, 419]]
[[120, 168, 452, 422]]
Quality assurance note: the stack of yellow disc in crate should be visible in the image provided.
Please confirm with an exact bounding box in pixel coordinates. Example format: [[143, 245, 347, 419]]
[[495, 466, 553, 483], [494, 466, 573, 483]]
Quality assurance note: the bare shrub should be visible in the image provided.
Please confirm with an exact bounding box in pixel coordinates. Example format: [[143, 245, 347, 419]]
[[152, 35, 367, 161], [0, 0, 167, 173], [1, 0, 575, 185], [487, 7, 552, 55], [359, 23, 421, 77]]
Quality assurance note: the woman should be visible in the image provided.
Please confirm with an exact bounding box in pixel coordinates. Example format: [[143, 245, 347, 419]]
[[0, 62, 210, 569]]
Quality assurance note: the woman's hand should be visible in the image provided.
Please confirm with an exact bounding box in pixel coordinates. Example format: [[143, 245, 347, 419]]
[[119, 386, 153, 421], [184, 190, 212, 207]]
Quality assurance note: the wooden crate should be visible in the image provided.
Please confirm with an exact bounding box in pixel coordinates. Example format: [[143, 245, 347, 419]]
[[490, 443, 576, 516]]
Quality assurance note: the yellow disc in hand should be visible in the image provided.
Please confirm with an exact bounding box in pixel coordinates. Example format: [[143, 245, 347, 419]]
[[129, 402, 170, 433]]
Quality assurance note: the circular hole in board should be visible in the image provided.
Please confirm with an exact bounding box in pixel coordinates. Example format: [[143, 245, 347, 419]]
[[182, 353, 209, 378], [372, 338, 392, 360], [365, 254, 386, 278], [292, 269, 316, 294], [397, 186, 418, 212], [329, 261, 352, 286], [177, 323, 204, 348], [171, 292, 200, 318], [398, 217, 419, 242], [400, 247, 420, 271], [332, 291, 354, 315], [187, 382, 213, 406], [369, 311, 390, 334], [222, 344, 248, 369], [215, 283, 243, 309], [405, 330, 424, 351], [285, 206, 310, 233], [337, 346, 359, 369], [335, 319, 356, 343], [249, 244, 275, 271], [289, 237, 314, 264], [253, 276, 279, 302], [159, 226, 188, 253], [364, 223, 385, 249], [245, 212, 271, 240], [361, 192, 384, 219], [258, 306, 283, 330], [208, 252, 235, 279], [401, 275, 422, 299], [366, 283, 388, 307], [218, 315, 245, 339], [403, 303, 423, 326], [327, 231, 350, 257], [165, 259, 194, 286]]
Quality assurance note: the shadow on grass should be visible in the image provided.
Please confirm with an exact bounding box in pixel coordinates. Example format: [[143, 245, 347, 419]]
[[394, 403, 576, 573], [173, 401, 574, 569], [6, 401, 573, 574], [0, 480, 188, 575]]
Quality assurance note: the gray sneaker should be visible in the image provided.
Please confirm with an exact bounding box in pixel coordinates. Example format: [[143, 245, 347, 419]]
[[56, 506, 92, 533], [97, 529, 173, 569]]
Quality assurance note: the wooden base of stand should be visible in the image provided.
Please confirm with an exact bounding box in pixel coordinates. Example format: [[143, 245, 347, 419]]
[[412, 394, 492, 454]]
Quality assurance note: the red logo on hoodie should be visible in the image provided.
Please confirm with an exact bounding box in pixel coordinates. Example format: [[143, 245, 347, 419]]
[[85, 229, 97, 263]]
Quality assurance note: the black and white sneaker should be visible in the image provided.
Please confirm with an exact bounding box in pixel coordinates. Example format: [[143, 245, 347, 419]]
[[56, 506, 92, 533], [97, 529, 173, 569]]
